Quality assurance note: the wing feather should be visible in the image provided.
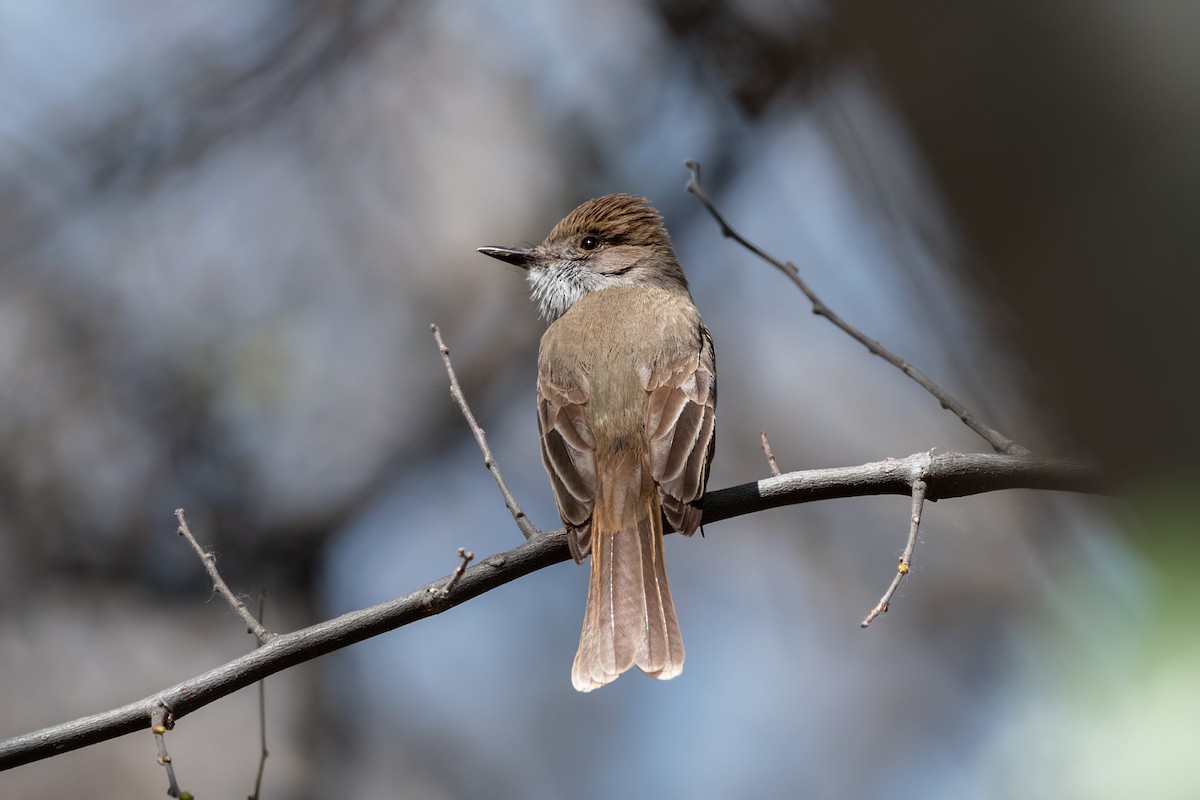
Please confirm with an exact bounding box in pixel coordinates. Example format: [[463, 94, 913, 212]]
[[644, 325, 716, 536], [537, 373, 597, 562]]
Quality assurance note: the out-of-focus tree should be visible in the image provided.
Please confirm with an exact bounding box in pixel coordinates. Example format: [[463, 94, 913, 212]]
[[1, 1, 1194, 798]]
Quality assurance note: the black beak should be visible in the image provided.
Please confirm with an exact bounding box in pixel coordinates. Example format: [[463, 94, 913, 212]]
[[477, 245, 538, 269]]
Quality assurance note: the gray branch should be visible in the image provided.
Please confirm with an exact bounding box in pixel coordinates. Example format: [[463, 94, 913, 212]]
[[0, 450, 1099, 771], [685, 160, 1031, 456]]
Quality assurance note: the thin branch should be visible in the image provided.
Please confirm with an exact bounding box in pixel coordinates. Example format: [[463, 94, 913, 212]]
[[423, 547, 477, 611], [684, 160, 1031, 457], [861, 458, 930, 627], [760, 431, 782, 477], [0, 451, 1099, 771], [175, 509, 274, 645], [249, 593, 268, 800], [442, 548, 475, 597], [430, 323, 541, 540], [150, 705, 186, 799]]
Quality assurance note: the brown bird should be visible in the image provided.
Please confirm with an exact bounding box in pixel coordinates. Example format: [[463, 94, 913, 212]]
[[479, 195, 716, 691]]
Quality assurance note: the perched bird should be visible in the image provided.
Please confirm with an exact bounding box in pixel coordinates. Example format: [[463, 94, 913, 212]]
[[479, 195, 716, 691]]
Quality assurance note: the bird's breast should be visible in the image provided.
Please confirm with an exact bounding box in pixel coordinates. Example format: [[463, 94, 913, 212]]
[[538, 285, 701, 451]]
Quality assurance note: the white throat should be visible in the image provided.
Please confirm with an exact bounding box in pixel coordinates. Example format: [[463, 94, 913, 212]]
[[526, 261, 618, 321]]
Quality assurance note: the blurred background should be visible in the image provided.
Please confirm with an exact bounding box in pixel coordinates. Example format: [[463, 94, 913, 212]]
[[1, 0, 1197, 797]]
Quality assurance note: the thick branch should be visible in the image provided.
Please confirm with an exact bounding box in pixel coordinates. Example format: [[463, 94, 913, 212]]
[[700, 451, 1095, 524], [0, 451, 1098, 771]]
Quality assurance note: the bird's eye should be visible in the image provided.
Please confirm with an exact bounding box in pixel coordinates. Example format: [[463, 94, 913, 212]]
[[580, 235, 599, 251]]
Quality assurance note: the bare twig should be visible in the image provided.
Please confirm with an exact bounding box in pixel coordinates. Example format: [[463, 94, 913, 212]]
[[684, 161, 1030, 457], [0, 451, 1099, 771], [150, 705, 187, 799], [430, 323, 541, 540], [861, 459, 930, 627], [442, 548, 475, 596], [175, 509, 274, 645], [249, 593, 268, 800], [760, 431, 782, 477], [424, 548, 477, 610]]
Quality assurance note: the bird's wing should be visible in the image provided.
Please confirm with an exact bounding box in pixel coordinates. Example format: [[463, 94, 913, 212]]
[[537, 372, 596, 562], [643, 324, 717, 536]]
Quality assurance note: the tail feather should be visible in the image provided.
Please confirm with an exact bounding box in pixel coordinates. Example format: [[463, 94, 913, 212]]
[[642, 513, 684, 680], [572, 462, 684, 692]]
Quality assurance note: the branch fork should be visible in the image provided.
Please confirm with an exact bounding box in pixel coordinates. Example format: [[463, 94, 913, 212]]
[[861, 454, 931, 628]]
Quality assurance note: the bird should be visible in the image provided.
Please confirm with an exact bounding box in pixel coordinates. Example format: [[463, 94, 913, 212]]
[[479, 194, 716, 691]]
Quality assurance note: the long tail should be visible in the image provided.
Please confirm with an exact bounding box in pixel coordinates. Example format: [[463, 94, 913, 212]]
[[571, 459, 684, 692]]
